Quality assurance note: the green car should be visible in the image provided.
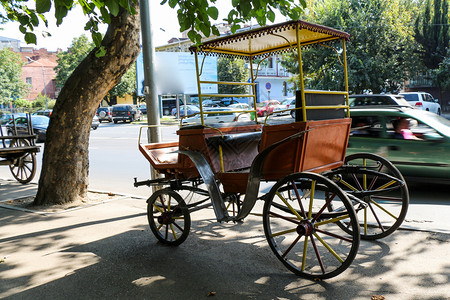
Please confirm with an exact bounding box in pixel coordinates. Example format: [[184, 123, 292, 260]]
[[347, 107, 450, 183]]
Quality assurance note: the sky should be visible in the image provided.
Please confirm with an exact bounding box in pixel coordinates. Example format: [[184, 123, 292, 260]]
[[0, 1, 292, 51], [0, 1, 236, 51]]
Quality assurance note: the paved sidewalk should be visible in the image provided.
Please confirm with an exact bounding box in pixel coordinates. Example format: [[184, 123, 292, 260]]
[[0, 179, 449, 299]]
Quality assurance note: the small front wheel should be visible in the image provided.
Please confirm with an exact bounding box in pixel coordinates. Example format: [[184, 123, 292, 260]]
[[147, 189, 191, 246], [263, 172, 360, 279], [9, 139, 37, 184]]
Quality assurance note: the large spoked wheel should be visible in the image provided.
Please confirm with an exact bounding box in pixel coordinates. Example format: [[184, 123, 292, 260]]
[[9, 139, 37, 184], [263, 172, 360, 279], [328, 153, 409, 240], [147, 189, 191, 246]]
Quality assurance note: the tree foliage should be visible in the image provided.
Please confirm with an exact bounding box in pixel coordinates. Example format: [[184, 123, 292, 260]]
[[54, 35, 94, 88], [281, 0, 419, 94], [0, 48, 30, 104], [217, 57, 248, 95], [1, 0, 305, 205], [55, 34, 136, 100], [414, 0, 450, 69]]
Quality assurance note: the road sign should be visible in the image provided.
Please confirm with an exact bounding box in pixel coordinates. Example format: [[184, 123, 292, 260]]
[[265, 82, 271, 90]]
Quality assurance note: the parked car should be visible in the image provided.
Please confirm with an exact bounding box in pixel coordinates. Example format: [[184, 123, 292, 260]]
[[171, 105, 201, 117], [6, 115, 49, 143], [182, 108, 250, 125], [349, 94, 411, 107], [399, 92, 441, 114], [91, 115, 100, 130], [161, 98, 184, 116], [96, 107, 113, 122], [138, 104, 147, 115], [347, 106, 450, 183], [228, 103, 251, 111], [111, 104, 142, 123], [202, 99, 240, 108], [274, 97, 295, 116], [256, 100, 281, 117], [0, 112, 12, 125], [32, 109, 53, 117]]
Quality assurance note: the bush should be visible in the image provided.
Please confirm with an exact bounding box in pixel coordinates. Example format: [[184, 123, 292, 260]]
[[14, 98, 31, 108], [32, 98, 45, 109]]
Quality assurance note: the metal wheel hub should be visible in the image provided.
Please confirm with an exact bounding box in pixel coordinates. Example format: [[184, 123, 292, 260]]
[[296, 220, 314, 236], [157, 212, 174, 225]]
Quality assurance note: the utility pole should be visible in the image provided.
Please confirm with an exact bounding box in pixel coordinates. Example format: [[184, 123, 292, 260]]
[[139, 0, 162, 182]]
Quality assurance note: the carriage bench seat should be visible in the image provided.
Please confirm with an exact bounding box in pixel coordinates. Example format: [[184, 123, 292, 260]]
[[205, 131, 262, 148]]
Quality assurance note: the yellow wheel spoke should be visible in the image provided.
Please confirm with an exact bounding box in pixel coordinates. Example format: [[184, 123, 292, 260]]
[[313, 232, 343, 263], [308, 180, 316, 219], [270, 228, 297, 238], [337, 178, 358, 191], [364, 207, 368, 235], [170, 224, 178, 240], [156, 224, 163, 231], [153, 203, 164, 213], [315, 214, 350, 226], [301, 236, 308, 271], [370, 199, 398, 220], [276, 192, 303, 220], [376, 180, 396, 191]]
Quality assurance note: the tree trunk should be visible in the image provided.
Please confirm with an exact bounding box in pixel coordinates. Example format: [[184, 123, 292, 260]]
[[34, 5, 140, 205]]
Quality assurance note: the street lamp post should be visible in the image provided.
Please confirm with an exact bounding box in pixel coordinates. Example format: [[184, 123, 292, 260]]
[[26, 57, 48, 109]]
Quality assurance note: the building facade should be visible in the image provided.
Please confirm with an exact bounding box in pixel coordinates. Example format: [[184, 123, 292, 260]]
[[1, 36, 59, 101]]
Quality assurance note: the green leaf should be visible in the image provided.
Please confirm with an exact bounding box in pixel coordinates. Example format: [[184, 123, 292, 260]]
[[19, 25, 27, 34], [95, 46, 107, 57], [55, 5, 68, 25], [105, 0, 119, 16], [100, 7, 111, 23], [36, 0, 52, 13], [168, 0, 177, 8], [92, 32, 103, 47], [199, 23, 210, 37], [18, 15, 29, 25], [240, 1, 252, 16], [267, 10, 275, 22], [207, 7, 219, 20], [232, 0, 239, 6], [30, 13, 39, 26], [231, 24, 241, 33], [187, 29, 196, 42], [212, 26, 220, 36], [25, 32, 37, 44]]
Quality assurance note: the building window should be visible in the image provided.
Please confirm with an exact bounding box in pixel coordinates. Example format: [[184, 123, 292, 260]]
[[283, 81, 287, 96], [26, 77, 32, 85], [268, 57, 273, 69]]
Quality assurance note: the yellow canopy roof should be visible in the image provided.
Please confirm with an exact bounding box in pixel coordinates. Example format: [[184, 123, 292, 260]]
[[190, 20, 350, 58]]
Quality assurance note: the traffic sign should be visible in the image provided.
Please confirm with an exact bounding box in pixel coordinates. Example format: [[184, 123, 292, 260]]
[[265, 82, 271, 90]]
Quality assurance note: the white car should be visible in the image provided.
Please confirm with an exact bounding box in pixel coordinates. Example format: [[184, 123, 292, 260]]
[[273, 97, 295, 116], [228, 103, 251, 111], [399, 92, 441, 115], [182, 108, 250, 125]]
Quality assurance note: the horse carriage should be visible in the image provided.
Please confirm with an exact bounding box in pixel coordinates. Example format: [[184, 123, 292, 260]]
[[0, 113, 39, 184], [134, 20, 409, 279]]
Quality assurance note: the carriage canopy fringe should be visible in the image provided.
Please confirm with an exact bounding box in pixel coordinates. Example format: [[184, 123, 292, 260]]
[[189, 20, 350, 59]]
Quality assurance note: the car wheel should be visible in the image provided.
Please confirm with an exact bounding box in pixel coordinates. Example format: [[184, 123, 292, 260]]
[[437, 108, 441, 115], [290, 110, 295, 119], [263, 111, 268, 117], [92, 126, 98, 130], [114, 120, 118, 124]]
